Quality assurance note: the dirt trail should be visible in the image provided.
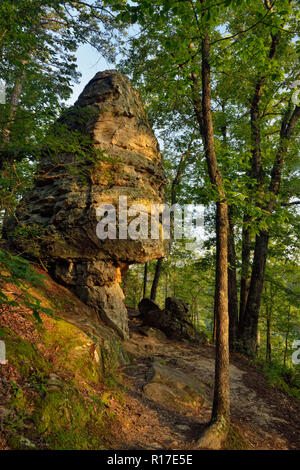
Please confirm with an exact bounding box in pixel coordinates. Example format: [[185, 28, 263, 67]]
[[108, 317, 300, 450]]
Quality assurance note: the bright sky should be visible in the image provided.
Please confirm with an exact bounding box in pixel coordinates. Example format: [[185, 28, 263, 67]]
[[67, 43, 113, 105]]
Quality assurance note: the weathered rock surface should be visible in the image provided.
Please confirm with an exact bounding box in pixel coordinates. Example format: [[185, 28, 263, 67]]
[[143, 361, 205, 412], [138, 297, 206, 342], [10, 70, 167, 338], [139, 326, 167, 342]]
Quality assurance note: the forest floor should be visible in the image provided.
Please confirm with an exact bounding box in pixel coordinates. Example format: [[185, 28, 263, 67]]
[[105, 315, 300, 450], [0, 270, 299, 451]]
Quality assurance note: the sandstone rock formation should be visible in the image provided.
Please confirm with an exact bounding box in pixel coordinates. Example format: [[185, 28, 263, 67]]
[[143, 361, 205, 412], [138, 297, 207, 342], [10, 70, 167, 339]]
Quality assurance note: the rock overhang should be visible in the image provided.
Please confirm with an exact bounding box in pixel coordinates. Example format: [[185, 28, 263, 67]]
[[9, 70, 167, 339]]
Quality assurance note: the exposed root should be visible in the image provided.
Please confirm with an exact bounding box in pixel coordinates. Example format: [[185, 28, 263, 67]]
[[196, 417, 229, 450]]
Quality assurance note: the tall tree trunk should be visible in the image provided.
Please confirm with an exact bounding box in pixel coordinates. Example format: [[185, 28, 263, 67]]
[[266, 317, 271, 363], [143, 262, 148, 298], [242, 104, 300, 356], [1, 69, 27, 235], [122, 270, 128, 300], [241, 231, 269, 356], [228, 206, 238, 350], [150, 257, 163, 302], [283, 305, 291, 366], [2, 69, 26, 145], [219, 105, 238, 351], [165, 271, 169, 299], [191, 300, 195, 326], [265, 287, 272, 363], [211, 201, 230, 420], [149, 142, 192, 302], [239, 32, 287, 355], [196, 30, 230, 449], [239, 217, 251, 332]]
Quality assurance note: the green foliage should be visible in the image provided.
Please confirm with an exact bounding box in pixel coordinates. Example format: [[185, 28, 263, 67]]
[[0, 247, 53, 320], [116, 0, 299, 224], [262, 361, 300, 401], [0, 0, 125, 217]]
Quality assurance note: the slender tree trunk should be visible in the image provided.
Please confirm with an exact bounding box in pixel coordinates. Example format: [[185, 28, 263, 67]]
[[3, 69, 26, 145], [241, 231, 269, 356], [143, 262, 148, 298], [228, 206, 238, 350], [219, 105, 238, 351], [1, 69, 27, 234], [266, 318, 271, 362], [211, 201, 230, 421], [196, 30, 230, 448], [165, 271, 169, 299], [265, 288, 272, 363], [149, 144, 192, 303], [239, 73, 266, 355], [150, 257, 163, 302], [122, 270, 128, 299], [191, 300, 195, 326], [242, 105, 299, 356], [238, 32, 297, 356], [239, 217, 251, 332], [196, 299, 199, 327], [283, 305, 291, 366]]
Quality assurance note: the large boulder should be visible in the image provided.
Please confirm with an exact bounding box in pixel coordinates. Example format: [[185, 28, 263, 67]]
[[138, 297, 204, 342], [165, 297, 191, 321], [9, 70, 167, 339], [143, 361, 205, 412]]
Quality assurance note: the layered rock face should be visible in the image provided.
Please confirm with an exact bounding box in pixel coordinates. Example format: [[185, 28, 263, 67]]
[[138, 298, 207, 343], [11, 70, 166, 339]]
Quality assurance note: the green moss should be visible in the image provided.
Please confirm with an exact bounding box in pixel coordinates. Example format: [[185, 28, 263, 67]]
[[1, 276, 127, 450], [4, 384, 38, 448], [100, 335, 128, 376], [3, 327, 51, 377], [224, 425, 251, 450], [33, 384, 110, 450], [41, 317, 102, 384], [5, 380, 115, 450]]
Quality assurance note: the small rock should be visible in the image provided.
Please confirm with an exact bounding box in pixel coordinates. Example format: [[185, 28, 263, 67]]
[[175, 424, 190, 431], [19, 437, 36, 449], [0, 406, 10, 420], [144, 361, 205, 411], [139, 326, 167, 341], [47, 374, 63, 390], [148, 442, 163, 449]]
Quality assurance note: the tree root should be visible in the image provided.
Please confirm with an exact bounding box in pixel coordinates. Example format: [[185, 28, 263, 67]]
[[196, 417, 229, 450]]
